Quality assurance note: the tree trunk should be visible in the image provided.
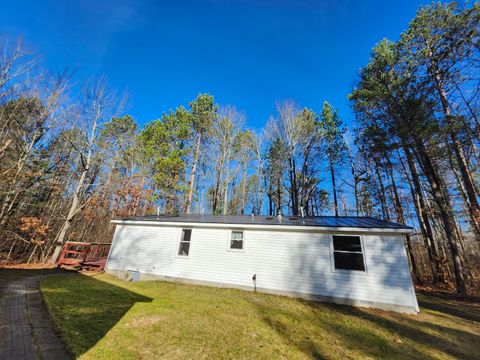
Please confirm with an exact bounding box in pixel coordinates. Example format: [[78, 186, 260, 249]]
[[0, 155, 28, 226], [410, 135, 466, 293], [222, 147, 231, 215], [240, 164, 247, 215], [276, 176, 282, 213], [185, 132, 202, 214], [195, 164, 203, 214], [329, 150, 339, 217], [351, 161, 361, 217], [212, 157, 223, 214], [268, 181, 273, 216], [288, 153, 298, 215], [50, 166, 88, 263], [50, 111, 98, 263], [399, 145, 441, 283], [384, 155, 420, 283], [432, 65, 480, 242], [0, 124, 45, 227], [103, 151, 118, 198], [372, 158, 390, 221]]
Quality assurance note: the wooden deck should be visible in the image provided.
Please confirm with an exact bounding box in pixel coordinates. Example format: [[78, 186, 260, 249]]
[[57, 242, 110, 271]]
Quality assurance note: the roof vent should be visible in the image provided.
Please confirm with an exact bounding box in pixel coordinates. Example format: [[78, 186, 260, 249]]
[[277, 210, 283, 222]]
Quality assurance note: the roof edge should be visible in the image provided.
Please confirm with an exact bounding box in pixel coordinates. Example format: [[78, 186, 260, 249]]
[[110, 219, 412, 234]]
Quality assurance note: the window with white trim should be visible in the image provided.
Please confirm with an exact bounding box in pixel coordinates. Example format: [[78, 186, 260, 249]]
[[230, 231, 244, 250], [178, 229, 192, 256], [332, 235, 365, 271]]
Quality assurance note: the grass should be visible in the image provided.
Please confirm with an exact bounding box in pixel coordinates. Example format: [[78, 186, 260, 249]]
[[38, 273, 480, 360]]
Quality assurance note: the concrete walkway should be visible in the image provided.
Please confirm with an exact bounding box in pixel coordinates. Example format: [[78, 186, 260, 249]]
[[0, 275, 73, 360]]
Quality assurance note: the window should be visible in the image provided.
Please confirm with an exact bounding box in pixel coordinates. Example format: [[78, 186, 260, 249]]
[[230, 231, 244, 250], [332, 235, 365, 271], [178, 229, 192, 256]]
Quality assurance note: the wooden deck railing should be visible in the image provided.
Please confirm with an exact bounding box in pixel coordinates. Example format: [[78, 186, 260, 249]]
[[58, 241, 111, 271]]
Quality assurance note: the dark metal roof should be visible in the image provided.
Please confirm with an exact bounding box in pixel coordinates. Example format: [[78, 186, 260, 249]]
[[113, 214, 412, 230]]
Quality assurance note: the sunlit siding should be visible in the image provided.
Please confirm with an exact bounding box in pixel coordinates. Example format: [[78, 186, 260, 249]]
[[106, 224, 418, 311]]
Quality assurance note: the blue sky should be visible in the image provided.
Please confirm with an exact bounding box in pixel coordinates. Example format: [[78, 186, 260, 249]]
[[0, 0, 430, 130]]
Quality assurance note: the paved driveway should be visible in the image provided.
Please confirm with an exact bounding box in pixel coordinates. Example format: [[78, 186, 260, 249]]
[[0, 274, 73, 360]]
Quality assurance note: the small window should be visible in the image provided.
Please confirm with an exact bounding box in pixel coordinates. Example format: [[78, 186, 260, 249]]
[[230, 231, 244, 250], [178, 229, 192, 256], [332, 235, 365, 271]]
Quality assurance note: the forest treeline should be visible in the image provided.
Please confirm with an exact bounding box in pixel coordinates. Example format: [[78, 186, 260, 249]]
[[0, 2, 479, 293]]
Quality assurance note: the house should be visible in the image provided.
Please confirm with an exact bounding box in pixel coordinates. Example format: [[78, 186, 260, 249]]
[[106, 214, 419, 313]]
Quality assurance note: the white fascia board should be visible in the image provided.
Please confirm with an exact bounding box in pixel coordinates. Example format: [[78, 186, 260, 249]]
[[110, 219, 412, 235]]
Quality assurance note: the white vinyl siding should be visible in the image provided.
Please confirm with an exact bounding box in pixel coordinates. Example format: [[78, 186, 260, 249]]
[[107, 224, 418, 311]]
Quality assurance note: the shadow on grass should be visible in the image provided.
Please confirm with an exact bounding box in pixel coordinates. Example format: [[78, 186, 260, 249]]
[[254, 305, 327, 360], [249, 296, 480, 360], [40, 272, 152, 357], [326, 303, 479, 360], [417, 293, 480, 322], [249, 298, 418, 359]]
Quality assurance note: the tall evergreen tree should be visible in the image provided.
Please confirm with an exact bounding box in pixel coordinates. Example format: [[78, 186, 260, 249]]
[[139, 107, 191, 214], [319, 101, 346, 217], [184, 94, 217, 214], [400, 2, 480, 242]]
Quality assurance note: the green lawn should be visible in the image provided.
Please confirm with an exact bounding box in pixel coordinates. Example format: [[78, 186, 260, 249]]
[[40, 273, 480, 360]]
